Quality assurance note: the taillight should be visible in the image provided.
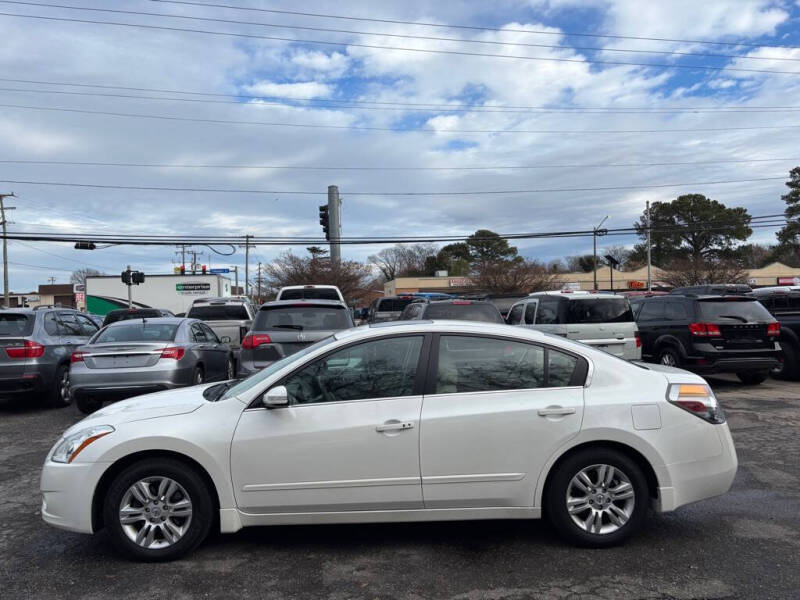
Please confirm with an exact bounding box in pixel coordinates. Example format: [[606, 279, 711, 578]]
[[635, 331, 642, 348], [667, 383, 725, 424], [5, 340, 45, 359], [160, 346, 186, 360], [241, 333, 272, 349], [689, 323, 722, 337], [767, 322, 780, 337], [70, 351, 85, 363]]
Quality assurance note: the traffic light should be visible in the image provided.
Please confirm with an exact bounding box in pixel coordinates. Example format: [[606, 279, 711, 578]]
[[74, 241, 96, 250], [180, 265, 186, 275], [132, 271, 145, 284], [201, 265, 207, 274], [319, 204, 329, 240], [121, 270, 131, 284]]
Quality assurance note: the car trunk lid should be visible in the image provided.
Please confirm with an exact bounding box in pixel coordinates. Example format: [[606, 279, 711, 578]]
[[80, 342, 171, 369]]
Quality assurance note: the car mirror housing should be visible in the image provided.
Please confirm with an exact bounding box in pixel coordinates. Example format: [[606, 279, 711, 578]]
[[220, 336, 231, 343], [263, 385, 289, 408]]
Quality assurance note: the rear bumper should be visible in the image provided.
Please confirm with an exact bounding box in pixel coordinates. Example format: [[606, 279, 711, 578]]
[[70, 366, 195, 400], [682, 343, 781, 374], [656, 424, 738, 512], [0, 374, 46, 395]]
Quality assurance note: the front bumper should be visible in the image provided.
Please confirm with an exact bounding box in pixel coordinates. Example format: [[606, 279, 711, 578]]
[[656, 423, 738, 512], [40, 460, 109, 534]]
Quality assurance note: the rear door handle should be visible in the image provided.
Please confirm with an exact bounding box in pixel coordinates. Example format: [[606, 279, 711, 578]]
[[538, 407, 576, 417], [376, 421, 414, 432]]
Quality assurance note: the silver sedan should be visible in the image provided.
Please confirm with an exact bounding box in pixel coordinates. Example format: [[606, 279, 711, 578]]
[[70, 317, 234, 414]]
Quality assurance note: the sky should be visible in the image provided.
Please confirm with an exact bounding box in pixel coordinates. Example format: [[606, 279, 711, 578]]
[[0, 0, 799, 291]]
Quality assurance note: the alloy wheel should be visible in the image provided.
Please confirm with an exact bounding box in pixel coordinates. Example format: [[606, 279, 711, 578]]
[[118, 477, 193, 549], [659, 352, 677, 366], [60, 369, 70, 404], [566, 464, 635, 535]]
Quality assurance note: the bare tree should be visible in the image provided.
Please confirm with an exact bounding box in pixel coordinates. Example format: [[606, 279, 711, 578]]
[[263, 251, 372, 301], [601, 245, 631, 270], [70, 268, 103, 286], [368, 243, 439, 281], [471, 259, 560, 294], [661, 258, 748, 287]]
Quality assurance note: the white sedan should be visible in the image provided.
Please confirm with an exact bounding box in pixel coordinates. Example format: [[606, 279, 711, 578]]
[[41, 321, 737, 561]]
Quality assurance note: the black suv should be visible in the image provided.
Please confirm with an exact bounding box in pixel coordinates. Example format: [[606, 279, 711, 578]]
[[399, 298, 504, 323], [632, 294, 780, 384], [751, 287, 800, 379]]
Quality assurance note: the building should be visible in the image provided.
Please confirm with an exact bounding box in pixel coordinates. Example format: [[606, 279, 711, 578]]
[[33, 284, 78, 308]]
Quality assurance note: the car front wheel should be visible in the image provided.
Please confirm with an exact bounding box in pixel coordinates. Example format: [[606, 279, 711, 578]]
[[546, 448, 648, 547], [737, 371, 769, 385], [103, 458, 213, 562]]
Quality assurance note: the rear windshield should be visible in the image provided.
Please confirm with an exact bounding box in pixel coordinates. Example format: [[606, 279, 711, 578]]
[[254, 306, 352, 331], [423, 303, 504, 323], [0, 313, 34, 336], [566, 298, 634, 324], [376, 298, 415, 312], [104, 310, 164, 325], [94, 323, 179, 343], [279, 289, 340, 301], [698, 299, 774, 322], [187, 305, 249, 320]]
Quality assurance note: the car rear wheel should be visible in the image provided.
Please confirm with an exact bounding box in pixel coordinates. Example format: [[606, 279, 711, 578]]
[[193, 366, 204, 385], [546, 448, 648, 548], [48, 364, 72, 408], [657, 347, 681, 368], [103, 458, 213, 562], [737, 371, 769, 385], [772, 343, 798, 380]]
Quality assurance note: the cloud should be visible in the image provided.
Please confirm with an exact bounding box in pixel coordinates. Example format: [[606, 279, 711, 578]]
[[242, 80, 335, 99]]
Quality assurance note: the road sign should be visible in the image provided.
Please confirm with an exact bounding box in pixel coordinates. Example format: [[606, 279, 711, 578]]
[[209, 268, 230, 274]]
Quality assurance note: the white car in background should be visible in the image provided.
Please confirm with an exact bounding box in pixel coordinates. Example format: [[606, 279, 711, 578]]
[[40, 321, 736, 561], [275, 285, 345, 303]]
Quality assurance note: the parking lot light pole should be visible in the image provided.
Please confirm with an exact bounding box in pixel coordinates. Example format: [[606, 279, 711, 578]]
[[593, 215, 608, 291]]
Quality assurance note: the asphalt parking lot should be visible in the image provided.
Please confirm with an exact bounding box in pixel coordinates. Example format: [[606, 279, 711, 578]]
[[1, 376, 799, 600]]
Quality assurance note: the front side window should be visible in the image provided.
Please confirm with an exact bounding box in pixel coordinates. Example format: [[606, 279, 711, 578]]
[[284, 336, 424, 404], [507, 304, 523, 325], [75, 314, 99, 336]]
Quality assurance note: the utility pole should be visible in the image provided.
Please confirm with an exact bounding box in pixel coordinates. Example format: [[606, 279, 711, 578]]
[[256, 262, 262, 304], [0, 192, 16, 308], [646, 200, 652, 292], [243, 234, 252, 298], [229, 265, 239, 295], [47, 277, 56, 285], [593, 215, 608, 291], [328, 185, 341, 265]]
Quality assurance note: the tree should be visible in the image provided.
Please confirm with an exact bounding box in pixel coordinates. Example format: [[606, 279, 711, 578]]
[[70, 268, 103, 286], [601, 245, 630, 270], [367, 243, 439, 281], [734, 243, 776, 269], [565, 254, 597, 272], [466, 229, 518, 264], [660, 257, 748, 287], [263, 249, 372, 301], [430, 242, 471, 276], [776, 167, 800, 260], [470, 258, 560, 294], [634, 194, 752, 266], [306, 246, 328, 260]]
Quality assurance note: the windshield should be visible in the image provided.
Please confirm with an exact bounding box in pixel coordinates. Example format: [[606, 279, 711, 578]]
[[279, 289, 340, 301], [253, 306, 352, 331], [423, 303, 504, 323], [220, 336, 336, 400], [566, 298, 633, 324], [93, 322, 178, 343], [0, 313, 34, 336], [698, 299, 774, 322], [187, 305, 249, 320]]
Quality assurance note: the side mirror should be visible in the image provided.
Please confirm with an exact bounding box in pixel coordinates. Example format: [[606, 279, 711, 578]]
[[220, 335, 231, 343], [262, 385, 289, 408]]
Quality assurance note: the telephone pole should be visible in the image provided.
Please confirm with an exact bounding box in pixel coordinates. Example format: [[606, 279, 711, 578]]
[[0, 193, 16, 308], [646, 201, 652, 292], [243, 234, 253, 298], [256, 261, 262, 304], [592, 215, 608, 291], [229, 265, 239, 295], [327, 185, 342, 265]]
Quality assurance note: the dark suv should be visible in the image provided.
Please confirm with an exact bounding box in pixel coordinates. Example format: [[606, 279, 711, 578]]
[[399, 299, 504, 323], [751, 287, 800, 379], [632, 294, 780, 384], [0, 308, 100, 406]]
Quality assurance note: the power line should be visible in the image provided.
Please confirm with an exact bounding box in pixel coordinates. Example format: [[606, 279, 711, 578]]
[[5, 1, 800, 63], [2, 78, 798, 112], [2, 11, 799, 75], [1, 157, 797, 171], [149, 0, 800, 51], [13, 239, 114, 271], [4, 103, 800, 134], [7, 86, 800, 115], [0, 176, 788, 196]]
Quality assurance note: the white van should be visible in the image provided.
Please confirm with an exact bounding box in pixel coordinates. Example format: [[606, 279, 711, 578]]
[[506, 291, 641, 360], [275, 285, 345, 303]]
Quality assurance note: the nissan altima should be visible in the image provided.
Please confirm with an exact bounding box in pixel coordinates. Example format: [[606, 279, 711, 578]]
[[41, 320, 737, 561]]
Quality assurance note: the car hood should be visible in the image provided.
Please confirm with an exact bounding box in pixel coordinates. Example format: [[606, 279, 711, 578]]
[[68, 384, 213, 431]]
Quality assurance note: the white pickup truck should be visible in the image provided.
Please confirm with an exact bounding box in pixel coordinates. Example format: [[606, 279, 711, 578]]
[[185, 297, 257, 368]]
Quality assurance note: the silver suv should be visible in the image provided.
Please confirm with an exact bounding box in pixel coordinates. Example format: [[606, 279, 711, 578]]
[[0, 308, 99, 407], [506, 291, 641, 360]]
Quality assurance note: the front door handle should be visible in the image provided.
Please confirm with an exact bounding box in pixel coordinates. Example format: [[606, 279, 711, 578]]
[[538, 407, 576, 417], [376, 421, 414, 432]]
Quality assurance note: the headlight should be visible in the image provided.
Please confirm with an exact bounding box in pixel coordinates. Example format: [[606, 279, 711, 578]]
[[51, 425, 115, 464]]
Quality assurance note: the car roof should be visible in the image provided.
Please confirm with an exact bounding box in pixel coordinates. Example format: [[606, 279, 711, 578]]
[[279, 285, 339, 290], [259, 299, 347, 309], [528, 291, 619, 299], [190, 297, 248, 304]]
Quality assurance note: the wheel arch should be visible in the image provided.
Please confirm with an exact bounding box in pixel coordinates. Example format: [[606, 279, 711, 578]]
[[91, 449, 221, 533], [653, 335, 688, 359]]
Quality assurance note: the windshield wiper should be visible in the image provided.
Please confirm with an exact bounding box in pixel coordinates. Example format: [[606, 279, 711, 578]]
[[272, 324, 304, 331], [717, 315, 748, 323]]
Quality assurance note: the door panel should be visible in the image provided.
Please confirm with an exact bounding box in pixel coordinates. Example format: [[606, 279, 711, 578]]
[[231, 396, 423, 513]]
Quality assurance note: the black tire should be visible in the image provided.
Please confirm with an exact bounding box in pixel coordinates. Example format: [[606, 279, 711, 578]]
[[48, 363, 72, 408], [103, 458, 213, 562], [192, 366, 204, 386], [772, 343, 799, 380], [545, 448, 648, 548], [737, 370, 769, 385], [76, 395, 103, 414], [656, 347, 681, 368]]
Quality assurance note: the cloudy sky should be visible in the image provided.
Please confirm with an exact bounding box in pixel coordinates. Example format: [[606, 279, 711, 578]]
[[0, 0, 799, 291]]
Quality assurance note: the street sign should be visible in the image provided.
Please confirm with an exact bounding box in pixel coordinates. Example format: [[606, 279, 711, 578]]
[[209, 268, 230, 274]]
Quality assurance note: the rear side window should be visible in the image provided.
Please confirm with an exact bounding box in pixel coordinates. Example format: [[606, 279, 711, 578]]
[[423, 303, 503, 323], [535, 297, 561, 324], [254, 306, 352, 331], [0, 313, 34, 336], [43, 313, 60, 336], [566, 298, 633, 324], [376, 298, 415, 312], [698, 299, 774, 322], [638, 301, 665, 321], [665, 303, 688, 321], [187, 305, 250, 320], [280, 289, 340, 301], [58, 313, 83, 336], [94, 323, 179, 343]]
